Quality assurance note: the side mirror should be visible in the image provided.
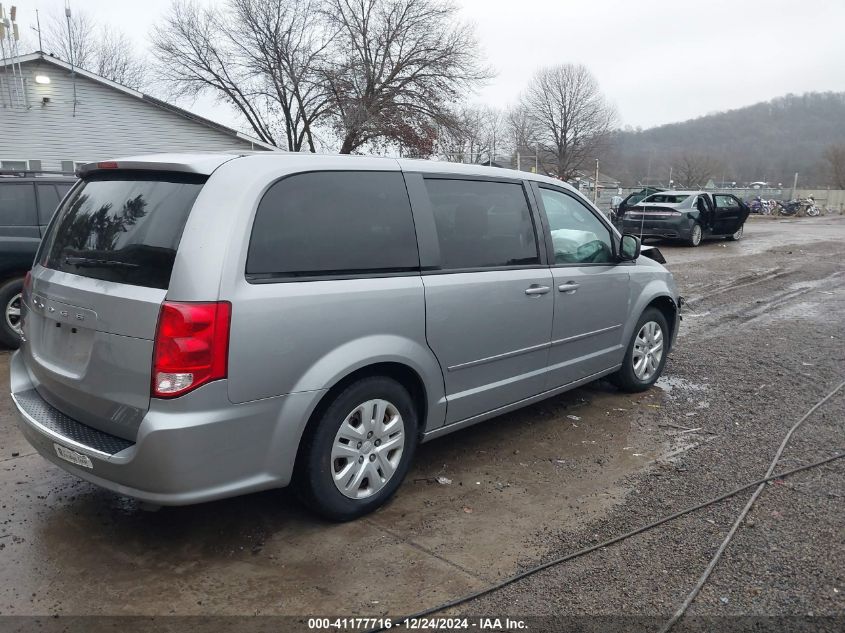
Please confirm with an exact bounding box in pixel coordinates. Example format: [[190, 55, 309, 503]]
[[619, 234, 641, 261]]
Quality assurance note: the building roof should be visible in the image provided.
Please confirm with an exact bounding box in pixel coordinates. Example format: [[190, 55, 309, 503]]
[[1, 52, 279, 152]]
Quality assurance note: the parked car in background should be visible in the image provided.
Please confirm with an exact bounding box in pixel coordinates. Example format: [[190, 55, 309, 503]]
[[0, 171, 76, 348], [616, 187, 665, 217], [618, 191, 750, 246], [11, 154, 681, 520]]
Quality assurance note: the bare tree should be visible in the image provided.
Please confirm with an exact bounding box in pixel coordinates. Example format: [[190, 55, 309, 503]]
[[822, 144, 845, 189], [520, 64, 616, 179], [505, 106, 537, 152], [674, 153, 722, 188], [152, 0, 331, 151], [436, 105, 504, 164], [41, 11, 97, 69], [41, 10, 147, 89], [322, 0, 490, 154]]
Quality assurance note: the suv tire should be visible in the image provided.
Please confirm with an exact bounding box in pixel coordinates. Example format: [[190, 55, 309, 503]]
[[294, 376, 419, 521], [610, 307, 670, 393], [0, 278, 24, 349]]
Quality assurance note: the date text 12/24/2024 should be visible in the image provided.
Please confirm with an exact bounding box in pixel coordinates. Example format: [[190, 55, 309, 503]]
[[307, 617, 528, 630]]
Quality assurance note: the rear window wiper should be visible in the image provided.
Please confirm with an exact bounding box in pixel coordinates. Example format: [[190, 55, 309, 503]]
[[63, 256, 140, 268]]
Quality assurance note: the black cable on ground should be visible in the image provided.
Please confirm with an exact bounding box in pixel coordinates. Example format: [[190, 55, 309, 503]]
[[368, 451, 844, 633], [656, 378, 845, 633]]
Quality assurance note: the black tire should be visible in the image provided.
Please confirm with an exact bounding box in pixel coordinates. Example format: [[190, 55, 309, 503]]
[[294, 376, 419, 521], [0, 278, 24, 349], [610, 307, 670, 393], [687, 223, 703, 247], [727, 224, 744, 241]]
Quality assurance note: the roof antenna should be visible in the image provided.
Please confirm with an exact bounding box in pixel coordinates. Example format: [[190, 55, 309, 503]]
[[0, 4, 12, 108], [34, 8, 42, 51], [64, 0, 77, 116], [0, 4, 26, 108]]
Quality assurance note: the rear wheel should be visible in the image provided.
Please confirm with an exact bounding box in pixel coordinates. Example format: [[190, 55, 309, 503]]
[[727, 224, 744, 241], [0, 278, 24, 349], [610, 307, 669, 392], [687, 223, 703, 247], [294, 376, 419, 521]]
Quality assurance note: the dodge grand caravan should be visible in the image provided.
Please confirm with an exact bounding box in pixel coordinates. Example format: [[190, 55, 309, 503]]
[[10, 153, 681, 521]]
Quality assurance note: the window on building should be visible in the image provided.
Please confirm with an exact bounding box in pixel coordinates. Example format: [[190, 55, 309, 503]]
[[61, 161, 88, 174], [0, 160, 30, 171]]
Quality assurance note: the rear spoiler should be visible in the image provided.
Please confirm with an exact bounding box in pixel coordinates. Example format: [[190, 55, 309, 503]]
[[76, 154, 244, 178]]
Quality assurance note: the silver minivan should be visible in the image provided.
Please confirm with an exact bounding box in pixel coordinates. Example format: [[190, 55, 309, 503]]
[[10, 153, 681, 520]]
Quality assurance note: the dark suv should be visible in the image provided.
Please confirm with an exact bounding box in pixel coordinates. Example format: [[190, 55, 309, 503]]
[[0, 171, 76, 348]]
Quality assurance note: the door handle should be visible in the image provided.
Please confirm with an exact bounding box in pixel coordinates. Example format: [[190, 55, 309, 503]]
[[524, 285, 551, 296], [558, 282, 580, 293]]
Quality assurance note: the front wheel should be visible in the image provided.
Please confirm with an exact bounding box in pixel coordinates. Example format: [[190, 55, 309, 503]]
[[294, 376, 419, 521], [610, 307, 670, 392], [687, 223, 703, 247]]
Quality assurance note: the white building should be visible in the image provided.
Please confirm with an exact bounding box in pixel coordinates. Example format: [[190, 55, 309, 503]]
[[0, 52, 276, 173]]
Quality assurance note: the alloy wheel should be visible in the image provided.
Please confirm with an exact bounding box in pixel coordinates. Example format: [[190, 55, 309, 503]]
[[5, 292, 21, 335], [732, 225, 743, 240], [331, 399, 405, 499], [691, 224, 702, 246], [632, 321, 664, 381]]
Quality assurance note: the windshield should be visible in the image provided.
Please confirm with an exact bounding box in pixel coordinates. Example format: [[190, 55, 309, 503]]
[[38, 172, 206, 289], [640, 193, 692, 205]]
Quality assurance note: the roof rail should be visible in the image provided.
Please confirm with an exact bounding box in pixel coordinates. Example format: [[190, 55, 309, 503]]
[[0, 170, 77, 177]]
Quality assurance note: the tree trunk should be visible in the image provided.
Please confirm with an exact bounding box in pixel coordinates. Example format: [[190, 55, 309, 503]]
[[339, 134, 358, 154]]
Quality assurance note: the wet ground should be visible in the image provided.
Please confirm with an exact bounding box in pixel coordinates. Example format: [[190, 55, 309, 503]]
[[1, 216, 843, 628]]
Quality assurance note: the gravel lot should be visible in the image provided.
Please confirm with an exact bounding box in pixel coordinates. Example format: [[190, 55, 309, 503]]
[[0, 216, 842, 631]]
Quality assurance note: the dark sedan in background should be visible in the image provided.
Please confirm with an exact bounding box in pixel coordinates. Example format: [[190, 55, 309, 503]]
[[616, 191, 750, 247]]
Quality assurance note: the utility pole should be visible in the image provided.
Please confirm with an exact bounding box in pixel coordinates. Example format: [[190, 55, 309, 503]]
[[593, 158, 599, 205], [668, 166, 672, 188], [516, 152, 521, 171], [792, 172, 799, 200], [535, 143, 539, 174]]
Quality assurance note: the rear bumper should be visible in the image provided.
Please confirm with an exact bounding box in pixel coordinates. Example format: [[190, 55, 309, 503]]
[[620, 216, 693, 239], [10, 350, 324, 505]]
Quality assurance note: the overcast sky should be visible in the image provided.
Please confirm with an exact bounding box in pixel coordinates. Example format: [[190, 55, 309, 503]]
[[19, 0, 845, 132]]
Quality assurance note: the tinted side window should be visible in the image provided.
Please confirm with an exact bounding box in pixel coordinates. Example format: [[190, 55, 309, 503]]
[[540, 188, 614, 264], [424, 179, 539, 270], [247, 171, 419, 277], [0, 183, 37, 226], [36, 184, 61, 224]]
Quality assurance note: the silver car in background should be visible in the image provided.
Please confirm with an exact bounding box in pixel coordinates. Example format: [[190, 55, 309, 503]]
[[10, 153, 681, 520]]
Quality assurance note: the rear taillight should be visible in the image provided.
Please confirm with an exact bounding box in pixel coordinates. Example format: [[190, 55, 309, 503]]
[[152, 301, 231, 398]]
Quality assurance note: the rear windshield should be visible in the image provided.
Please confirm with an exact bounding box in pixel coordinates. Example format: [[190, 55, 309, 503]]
[[641, 193, 691, 205], [39, 172, 206, 289]]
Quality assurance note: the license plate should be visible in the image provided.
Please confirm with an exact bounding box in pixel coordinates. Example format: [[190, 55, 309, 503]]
[[54, 443, 94, 469]]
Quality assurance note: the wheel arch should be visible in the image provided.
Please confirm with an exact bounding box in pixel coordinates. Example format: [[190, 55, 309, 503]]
[[292, 360, 436, 479], [624, 279, 679, 353], [646, 295, 679, 351]]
